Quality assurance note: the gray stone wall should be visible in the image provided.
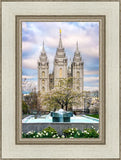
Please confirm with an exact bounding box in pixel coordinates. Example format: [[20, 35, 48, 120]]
[[22, 123, 99, 134]]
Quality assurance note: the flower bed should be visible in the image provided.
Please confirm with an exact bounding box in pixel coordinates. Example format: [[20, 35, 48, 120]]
[[22, 126, 99, 138]]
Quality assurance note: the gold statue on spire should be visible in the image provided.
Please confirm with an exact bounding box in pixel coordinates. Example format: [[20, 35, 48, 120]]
[[59, 28, 61, 33]]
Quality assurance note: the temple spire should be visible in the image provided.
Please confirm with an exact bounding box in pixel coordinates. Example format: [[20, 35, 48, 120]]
[[58, 29, 63, 49], [42, 40, 45, 53], [76, 41, 79, 52], [75, 41, 81, 56], [39, 41, 48, 62]]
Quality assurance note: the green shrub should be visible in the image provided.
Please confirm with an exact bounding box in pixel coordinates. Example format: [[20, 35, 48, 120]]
[[22, 131, 38, 138], [63, 127, 99, 138], [22, 127, 99, 138], [83, 128, 99, 138], [42, 127, 57, 135], [41, 127, 58, 138], [22, 127, 59, 138], [63, 128, 82, 138]]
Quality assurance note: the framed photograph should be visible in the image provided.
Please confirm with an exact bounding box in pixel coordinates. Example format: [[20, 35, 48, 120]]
[[16, 16, 105, 145], [1, 0, 120, 159]]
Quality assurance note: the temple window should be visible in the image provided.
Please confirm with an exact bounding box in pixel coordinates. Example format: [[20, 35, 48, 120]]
[[42, 87, 45, 92], [59, 68, 62, 78], [77, 71, 80, 78], [42, 71, 45, 78], [42, 79, 45, 85], [77, 79, 80, 84]]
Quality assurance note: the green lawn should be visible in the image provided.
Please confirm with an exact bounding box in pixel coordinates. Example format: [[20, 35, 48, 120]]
[[86, 114, 99, 119]]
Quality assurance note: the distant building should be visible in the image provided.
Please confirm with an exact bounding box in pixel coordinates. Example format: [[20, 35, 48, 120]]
[[37, 30, 84, 109]]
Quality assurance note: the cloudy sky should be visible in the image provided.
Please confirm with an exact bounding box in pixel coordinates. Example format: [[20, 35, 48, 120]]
[[22, 22, 99, 93]]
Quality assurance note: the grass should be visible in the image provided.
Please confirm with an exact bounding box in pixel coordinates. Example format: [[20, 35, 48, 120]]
[[86, 114, 99, 119]]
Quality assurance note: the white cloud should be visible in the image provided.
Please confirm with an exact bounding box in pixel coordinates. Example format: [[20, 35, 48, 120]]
[[22, 58, 37, 69], [84, 86, 99, 91], [22, 22, 99, 58], [84, 70, 99, 76], [22, 41, 35, 52], [22, 75, 35, 79], [84, 76, 99, 82]]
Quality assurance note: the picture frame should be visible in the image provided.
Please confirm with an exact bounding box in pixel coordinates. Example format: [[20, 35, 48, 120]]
[[1, 0, 120, 159], [16, 15, 105, 145]]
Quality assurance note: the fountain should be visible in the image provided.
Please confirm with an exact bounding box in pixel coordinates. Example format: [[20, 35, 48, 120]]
[[50, 109, 73, 122], [22, 110, 99, 133]]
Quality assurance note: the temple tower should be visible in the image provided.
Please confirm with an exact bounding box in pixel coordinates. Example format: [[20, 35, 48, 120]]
[[38, 41, 49, 93], [54, 29, 68, 87], [72, 42, 84, 92]]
